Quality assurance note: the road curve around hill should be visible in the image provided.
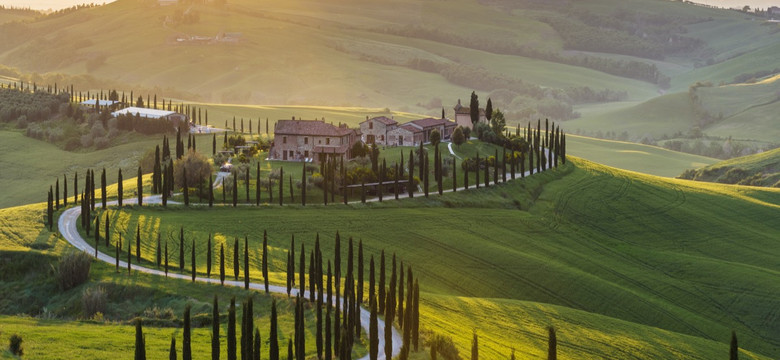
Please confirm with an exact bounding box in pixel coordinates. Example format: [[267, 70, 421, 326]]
[[58, 196, 403, 360]]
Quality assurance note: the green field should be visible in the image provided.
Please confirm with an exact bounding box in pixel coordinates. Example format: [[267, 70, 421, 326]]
[[679, 146, 780, 186], [43, 158, 778, 359]]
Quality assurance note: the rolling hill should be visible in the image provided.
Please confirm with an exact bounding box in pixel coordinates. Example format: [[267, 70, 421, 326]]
[[0, 0, 777, 116], [4, 156, 777, 358], [679, 146, 780, 186]]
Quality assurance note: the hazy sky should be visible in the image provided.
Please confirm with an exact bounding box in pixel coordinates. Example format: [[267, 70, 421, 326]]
[[0, 0, 777, 11]]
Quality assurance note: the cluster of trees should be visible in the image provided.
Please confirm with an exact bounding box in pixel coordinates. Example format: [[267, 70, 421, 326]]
[[0, 86, 70, 123], [122, 230, 422, 360]]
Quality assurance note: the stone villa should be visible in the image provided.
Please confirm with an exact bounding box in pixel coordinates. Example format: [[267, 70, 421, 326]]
[[270, 118, 358, 162]]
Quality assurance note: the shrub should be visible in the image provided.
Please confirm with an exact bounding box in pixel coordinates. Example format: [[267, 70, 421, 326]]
[[82, 286, 107, 318], [9, 334, 23, 356], [55, 251, 92, 290], [428, 334, 460, 360]]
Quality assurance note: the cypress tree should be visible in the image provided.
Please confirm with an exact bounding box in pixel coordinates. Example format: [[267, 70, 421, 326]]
[[169, 336, 177, 360], [369, 300, 378, 360], [384, 290, 392, 360], [379, 250, 386, 313], [64, 175, 68, 206], [316, 282, 323, 359], [156, 234, 161, 268], [730, 330, 739, 360], [270, 300, 279, 360], [55, 178, 60, 211], [452, 156, 457, 192], [246, 169, 251, 204], [484, 154, 490, 188], [394, 163, 400, 200], [334, 233, 341, 354], [228, 298, 237, 360], [47, 188, 53, 231], [286, 252, 292, 297], [91, 169, 96, 211], [471, 333, 478, 360], [212, 296, 220, 360], [213, 134, 217, 155], [287, 339, 293, 360], [220, 243, 226, 285], [192, 239, 196, 282], [136, 224, 141, 262], [413, 279, 420, 351], [234, 238, 240, 280], [74, 172, 79, 205], [547, 326, 557, 360], [289, 175, 295, 203], [369, 255, 376, 309], [325, 300, 332, 360], [309, 251, 316, 302], [299, 243, 306, 297], [244, 236, 250, 290], [117, 169, 123, 206], [254, 328, 261, 360], [207, 234, 212, 278], [138, 167, 143, 206], [398, 262, 404, 328], [180, 227, 185, 272], [134, 320, 146, 360], [183, 305, 192, 360], [263, 230, 269, 293], [105, 213, 110, 247], [302, 161, 306, 206]]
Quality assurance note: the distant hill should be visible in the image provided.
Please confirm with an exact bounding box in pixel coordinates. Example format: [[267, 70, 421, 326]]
[[678, 147, 780, 187], [0, 0, 777, 117]]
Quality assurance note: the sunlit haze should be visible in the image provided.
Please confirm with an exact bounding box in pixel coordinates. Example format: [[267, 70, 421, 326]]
[[0, 0, 778, 11]]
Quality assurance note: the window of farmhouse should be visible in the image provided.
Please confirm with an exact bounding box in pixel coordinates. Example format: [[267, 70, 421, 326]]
[[283, 136, 287, 144], [305, 137, 309, 145]]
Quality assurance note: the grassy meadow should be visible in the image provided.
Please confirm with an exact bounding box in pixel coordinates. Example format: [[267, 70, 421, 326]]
[[53, 157, 780, 359], [679, 146, 780, 186]]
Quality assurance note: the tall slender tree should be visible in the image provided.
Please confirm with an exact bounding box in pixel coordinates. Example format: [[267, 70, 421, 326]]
[[191, 239, 196, 282], [547, 326, 557, 360], [207, 234, 212, 278], [183, 305, 192, 360], [117, 169, 123, 206], [234, 238, 240, 280], [244, 236, 250, 289], [369, 300, 378, 360], [228, 297, 237, 360], [134, 319, 147, 360], [730, 330, 739, 360], [269, 300, 279, 360], [101, 168, 107, 208], [137, 167, 143, 206], [220, 243, 226, 285], [212, 296, 220, 360], [471, 332, 478, 360], [169, 336, 177, 360]]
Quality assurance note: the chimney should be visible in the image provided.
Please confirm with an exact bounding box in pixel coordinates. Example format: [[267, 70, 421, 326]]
[[458, 99, 461, 105], [292, 116, 295, 120]]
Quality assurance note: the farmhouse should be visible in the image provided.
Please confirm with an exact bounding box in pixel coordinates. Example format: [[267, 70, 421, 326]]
[[359, 116, 398, 145], [270, 119, 358, 162], [453, 99, 487, 130], [770, 6, 780, 16], [111, 107, 188, 122], [387, 117, 457, 146]]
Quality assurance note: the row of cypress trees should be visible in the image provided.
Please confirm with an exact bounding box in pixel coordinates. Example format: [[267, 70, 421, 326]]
[[128, 230, 423, 360]]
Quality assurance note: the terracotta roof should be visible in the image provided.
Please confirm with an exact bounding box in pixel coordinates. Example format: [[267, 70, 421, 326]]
[[399, 124, 423, 133], [409, 117, 455, 129], [275, 120, 353, 137], [370, 116, 397, 126]]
